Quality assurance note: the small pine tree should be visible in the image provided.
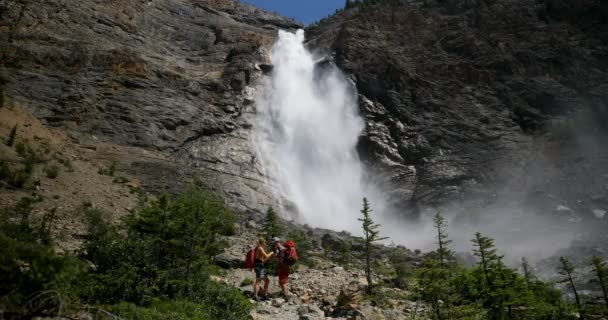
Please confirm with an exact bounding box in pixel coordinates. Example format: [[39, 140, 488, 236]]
[[433, 212, 454, 268], [264, 206, 283, 239], [471, 232, 503, 287], [591, 256, 608, 308], [559, 256, 584, 320], [6, 125, 17, 146], [358, 197, 388, 294], [521, 257, 533, 287]]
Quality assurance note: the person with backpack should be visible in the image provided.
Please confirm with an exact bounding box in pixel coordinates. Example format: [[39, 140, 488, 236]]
[[248, 238, 273, 301], [271, 237, 297, 298]]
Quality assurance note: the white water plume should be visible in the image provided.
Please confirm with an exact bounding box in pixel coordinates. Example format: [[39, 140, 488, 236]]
[[253, 29, 386, 234]]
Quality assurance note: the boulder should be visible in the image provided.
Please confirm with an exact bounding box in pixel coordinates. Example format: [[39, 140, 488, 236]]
[[214, 252, 244, 269]]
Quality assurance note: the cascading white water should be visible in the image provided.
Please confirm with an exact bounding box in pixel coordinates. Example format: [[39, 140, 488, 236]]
[[254, 29, 385, 234]]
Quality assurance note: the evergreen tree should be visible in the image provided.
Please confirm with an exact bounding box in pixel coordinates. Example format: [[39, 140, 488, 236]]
[[591, 255, 608, 308], [6, 125, 17, 147], [358, 197, 387, 294], [471, 232, 502, 287], [433, 212, 454, 268], [471, 232, 508, 318], [263, 206, 283, 239], [559, 256, 584, 320], [417, 259, 448, 319], [521, 257, 533, 287]]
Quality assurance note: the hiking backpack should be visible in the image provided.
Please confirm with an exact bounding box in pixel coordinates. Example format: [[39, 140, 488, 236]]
[[245, 247, 256, 269], [283, 240, 298, 266]]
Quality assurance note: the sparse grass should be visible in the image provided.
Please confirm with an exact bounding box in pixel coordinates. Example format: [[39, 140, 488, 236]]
[[240, 278, 254, 287]]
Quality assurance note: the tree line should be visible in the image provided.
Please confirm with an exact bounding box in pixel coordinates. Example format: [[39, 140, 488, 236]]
[[358, 199, 608, 319], [0, 185, 252, 319]]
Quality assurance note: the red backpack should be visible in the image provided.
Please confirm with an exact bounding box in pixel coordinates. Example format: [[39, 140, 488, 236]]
[[283, 240, 298, 266], [245, 247, 256, 269]]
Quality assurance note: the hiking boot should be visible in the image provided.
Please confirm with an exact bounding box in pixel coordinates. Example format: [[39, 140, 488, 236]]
[[260, 294, 270, 301]]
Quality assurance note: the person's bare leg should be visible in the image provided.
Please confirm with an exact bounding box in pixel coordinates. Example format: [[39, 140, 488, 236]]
[[263, 276, 270, 296], [281, 283, 288, 296], [254, 278, 261, 298]]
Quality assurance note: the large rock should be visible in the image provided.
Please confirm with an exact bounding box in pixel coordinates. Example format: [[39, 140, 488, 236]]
[[214, 251, 245, 269]]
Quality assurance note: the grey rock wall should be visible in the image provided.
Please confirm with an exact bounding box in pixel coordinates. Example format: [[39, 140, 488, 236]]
[[0, 0, 301, 214]]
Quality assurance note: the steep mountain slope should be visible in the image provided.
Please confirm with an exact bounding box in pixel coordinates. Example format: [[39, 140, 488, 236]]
[[307, 0, 608, 227], [1, 0, 300, 214]]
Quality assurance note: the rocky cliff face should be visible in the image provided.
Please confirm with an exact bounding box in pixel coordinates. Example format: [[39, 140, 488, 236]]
[[306, 0, 608, 227], [2, 0, 608, 231], [1, 0, 300, 214]]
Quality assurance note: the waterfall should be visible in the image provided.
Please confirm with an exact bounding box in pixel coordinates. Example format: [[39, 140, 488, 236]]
[[253, 29, 384, 234]]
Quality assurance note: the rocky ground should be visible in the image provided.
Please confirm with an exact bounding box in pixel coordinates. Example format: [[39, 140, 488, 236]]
[[212, 222, 427, 320]]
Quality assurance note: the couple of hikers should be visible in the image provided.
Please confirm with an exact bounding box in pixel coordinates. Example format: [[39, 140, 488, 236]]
[[250, 237, 296, 301]]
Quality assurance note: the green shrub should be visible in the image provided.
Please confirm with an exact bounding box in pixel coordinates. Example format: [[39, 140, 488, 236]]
[[6, 125, 17, 146], [80, 186, 239, 307], [0, 200, 84, 319], [113, 176, 129, 184], [15, 141, 26, 156], [105, 295, 251, 320], [44, 165, 59, 179]]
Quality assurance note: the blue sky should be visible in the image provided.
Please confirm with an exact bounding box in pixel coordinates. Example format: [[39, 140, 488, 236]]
[[241, 0, 344, 25]]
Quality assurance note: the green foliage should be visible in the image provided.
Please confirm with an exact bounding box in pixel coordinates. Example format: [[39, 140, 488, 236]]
[[559, 256, 585, 318], [15, 141, 26, 157], [105, 293, 251, 320], [416, 258, 451, 319], [433, 212, 454, 268], [1, 141, 39, 188], [6, 124, 17, 146], [240, 278, 254, 287], [287, 229, 314, 268], [0, 199, 84, 318], [0, 160, 30, 188], [336, 240, 354, 267], [414, 229, 577, 320], [388, 246, 414, 289], [591, 256, 608, 308], [263, 206, 283, 239], [77, 186, 249, 318], [44, 165, 59, 179], [359, 197, 388, 294]]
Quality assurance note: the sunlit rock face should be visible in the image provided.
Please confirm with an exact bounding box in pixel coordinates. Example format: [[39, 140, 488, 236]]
[[306, 0, 608, 256], [2, 0, 608, 256], [0, 0, 301, 214], [306, 1, 608, 215]]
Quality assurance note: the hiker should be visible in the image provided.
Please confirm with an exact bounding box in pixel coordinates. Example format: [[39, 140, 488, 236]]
[[272, 237, 290, 297], [253, 238, 273, 300]]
